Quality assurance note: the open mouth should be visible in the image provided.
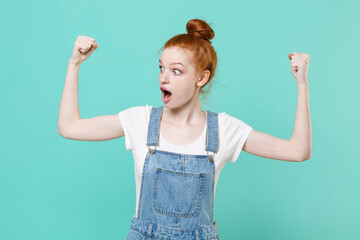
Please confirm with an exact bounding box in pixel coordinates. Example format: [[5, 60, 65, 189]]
[[162, 89, 172, 98], [161, 88, 172, 102]]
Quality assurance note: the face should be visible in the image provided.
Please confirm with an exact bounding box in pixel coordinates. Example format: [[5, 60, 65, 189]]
[[159, 46, 209, 108]]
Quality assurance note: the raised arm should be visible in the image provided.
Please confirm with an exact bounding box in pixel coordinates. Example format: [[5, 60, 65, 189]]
[[57, 35, 125, 141], [242, 52, 312, 162]]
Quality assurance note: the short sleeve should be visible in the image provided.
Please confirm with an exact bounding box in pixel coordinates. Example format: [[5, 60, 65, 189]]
[[220, 112, 253, 164], [118, 105, 149, 151]]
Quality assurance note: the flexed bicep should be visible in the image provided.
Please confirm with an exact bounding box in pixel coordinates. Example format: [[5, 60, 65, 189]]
[[242, 129, 306, 162]]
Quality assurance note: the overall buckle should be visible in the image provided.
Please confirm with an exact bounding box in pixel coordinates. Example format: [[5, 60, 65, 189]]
[[148, 145, 156, 155], [207, 151, 215, 162]]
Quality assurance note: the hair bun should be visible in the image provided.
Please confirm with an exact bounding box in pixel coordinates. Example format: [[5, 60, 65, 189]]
[[186, 19, 215, 43]]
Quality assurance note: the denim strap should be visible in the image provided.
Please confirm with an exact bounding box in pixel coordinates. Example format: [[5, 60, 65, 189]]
[[205, 110, 219, 154], [146, 106, 219, 154], [146, 106, 164, 147]]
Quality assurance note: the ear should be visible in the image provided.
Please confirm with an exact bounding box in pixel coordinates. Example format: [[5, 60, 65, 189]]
[[196, 70, 210, 88]]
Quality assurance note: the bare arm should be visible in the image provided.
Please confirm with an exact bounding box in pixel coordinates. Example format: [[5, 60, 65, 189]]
[[242, 52, 312, 162], [57, 35, 125, 141]]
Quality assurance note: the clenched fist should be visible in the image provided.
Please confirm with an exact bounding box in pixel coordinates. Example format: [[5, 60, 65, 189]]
[[69, 35, 99, 66], [288, 52, 310, 85]]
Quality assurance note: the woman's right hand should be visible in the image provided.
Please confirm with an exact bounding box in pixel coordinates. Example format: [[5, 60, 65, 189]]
[[69, 35, 99, 66]]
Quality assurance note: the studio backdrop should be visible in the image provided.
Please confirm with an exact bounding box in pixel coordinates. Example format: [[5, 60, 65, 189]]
[[1, 0, 359, 239]]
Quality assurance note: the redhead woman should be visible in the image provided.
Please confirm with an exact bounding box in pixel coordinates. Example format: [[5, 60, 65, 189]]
[[58, 19, 312, 240]]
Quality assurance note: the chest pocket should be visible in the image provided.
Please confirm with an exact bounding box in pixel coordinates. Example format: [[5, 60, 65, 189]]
[[153, 167, 206, 217]]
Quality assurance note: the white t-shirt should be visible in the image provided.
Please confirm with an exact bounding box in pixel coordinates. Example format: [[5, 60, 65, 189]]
[[118, 105, 253, 218]]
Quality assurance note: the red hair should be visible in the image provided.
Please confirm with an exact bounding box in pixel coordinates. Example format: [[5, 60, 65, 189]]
[[158, 19, 218, 100]]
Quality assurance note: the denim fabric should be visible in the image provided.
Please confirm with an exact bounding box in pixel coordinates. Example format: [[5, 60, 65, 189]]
[[126, 106, 220, 240]]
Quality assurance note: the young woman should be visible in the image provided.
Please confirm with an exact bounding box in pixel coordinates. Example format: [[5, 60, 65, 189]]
[[58, 19, 312, 240]]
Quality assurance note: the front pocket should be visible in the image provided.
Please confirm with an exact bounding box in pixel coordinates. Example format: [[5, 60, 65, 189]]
[[153, 167, 206, 217]]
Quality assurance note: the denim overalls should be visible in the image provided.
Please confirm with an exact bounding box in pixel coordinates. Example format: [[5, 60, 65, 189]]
[[126, 106, 220, 240]]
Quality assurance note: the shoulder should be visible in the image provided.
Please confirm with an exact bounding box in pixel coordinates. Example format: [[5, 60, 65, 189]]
[[119, 104, 152, 113], [217, 111, 242, 124], [118, 105, 154, 151], [118, 105, 155, 127], [215, 111, 253, 132], [214, 110, 253, 163], [118, 104, 153, 117]]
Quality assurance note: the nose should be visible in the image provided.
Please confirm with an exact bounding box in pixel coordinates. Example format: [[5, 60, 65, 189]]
[[159, 70, 170, 84]]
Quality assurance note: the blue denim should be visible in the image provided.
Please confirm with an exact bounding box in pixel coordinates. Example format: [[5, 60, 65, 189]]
[[126, 106, 220, 240]]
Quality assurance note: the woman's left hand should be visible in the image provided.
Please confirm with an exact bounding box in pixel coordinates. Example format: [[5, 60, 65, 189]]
[[288, 52, 310, 85]]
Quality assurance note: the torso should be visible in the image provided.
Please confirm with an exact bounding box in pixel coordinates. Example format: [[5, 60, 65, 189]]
[[159, 110, 207, 146]]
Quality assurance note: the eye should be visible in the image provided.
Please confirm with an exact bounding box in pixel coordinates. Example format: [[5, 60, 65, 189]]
[[159, 65, 181, 75], [173, 69, 181, 75]]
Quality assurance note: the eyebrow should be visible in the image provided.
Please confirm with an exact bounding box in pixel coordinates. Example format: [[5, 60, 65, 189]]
[[159, 59, 184, 67]]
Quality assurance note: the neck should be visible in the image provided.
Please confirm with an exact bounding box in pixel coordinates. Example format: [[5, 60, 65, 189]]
[[163, 92, 205, 126]]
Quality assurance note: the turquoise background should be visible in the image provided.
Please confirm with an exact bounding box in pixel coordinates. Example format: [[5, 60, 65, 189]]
[[1, 0, 359, 239]]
